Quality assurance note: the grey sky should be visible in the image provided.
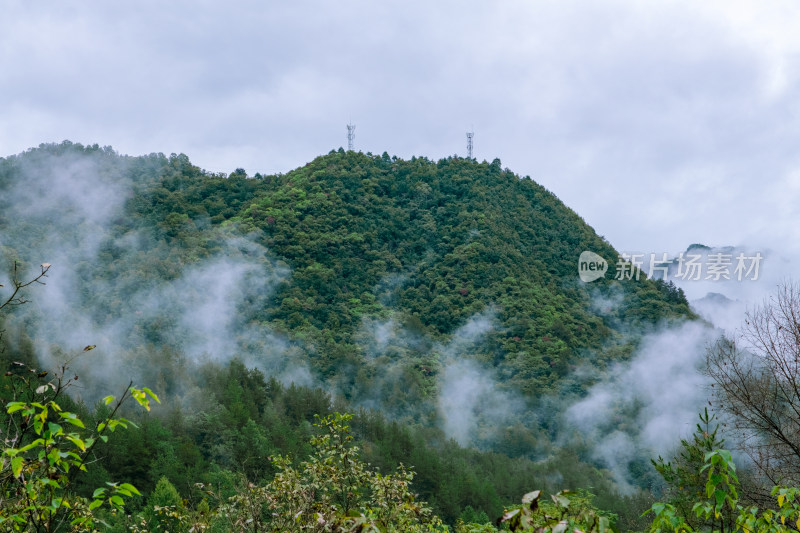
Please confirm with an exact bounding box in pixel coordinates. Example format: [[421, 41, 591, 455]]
[[2, 0, 799, 273]]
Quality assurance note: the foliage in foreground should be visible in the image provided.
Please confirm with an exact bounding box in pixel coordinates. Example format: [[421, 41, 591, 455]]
[[213, 412, 444, 532], [494, 489, 616, 533], [0, 359, 158, 532], [8, 382, 800, 533], [651, 409, 728, 531], [647, 449, 800, 533], [108, 413, 444, 532]]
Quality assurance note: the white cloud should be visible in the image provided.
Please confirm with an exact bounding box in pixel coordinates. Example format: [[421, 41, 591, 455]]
[[567, 320, 717, 490], [1, 0, 798, 276]]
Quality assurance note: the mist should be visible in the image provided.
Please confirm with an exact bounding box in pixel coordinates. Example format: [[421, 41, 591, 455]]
[[0, 147, 310, 402], [565, 320, 718, 491], [354, 307, 526, 447], [435, 311, 524, 447], [3, 145, 786, 499], [0, 146, 525, 442], [557, 240, 800, 491], [628, 243, 797, 333]]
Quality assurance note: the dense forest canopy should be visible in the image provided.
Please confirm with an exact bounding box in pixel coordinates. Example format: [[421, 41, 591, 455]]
[[0, 141, 705, 530], [0, 141, 693, 396]]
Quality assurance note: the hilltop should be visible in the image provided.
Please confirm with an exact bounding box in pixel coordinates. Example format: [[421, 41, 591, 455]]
[[0, 141, 699, 526], [0, 143, 693, 404]]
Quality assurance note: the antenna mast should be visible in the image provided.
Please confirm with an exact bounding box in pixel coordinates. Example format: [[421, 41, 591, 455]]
[[347, 123, 356, 151], [466, 130, 474, 159]]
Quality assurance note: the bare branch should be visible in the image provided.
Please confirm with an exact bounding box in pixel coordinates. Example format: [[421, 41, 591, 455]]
[[0, 261, 50, 312], [707, 280, 800, 486]]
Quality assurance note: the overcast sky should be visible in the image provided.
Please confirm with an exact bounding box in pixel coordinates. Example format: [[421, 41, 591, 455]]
[[2, 0, 799, 288]]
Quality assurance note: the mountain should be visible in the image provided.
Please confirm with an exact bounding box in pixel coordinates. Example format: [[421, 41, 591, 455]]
[[0, 142, 692, 403], [0, 141, 696, 527]]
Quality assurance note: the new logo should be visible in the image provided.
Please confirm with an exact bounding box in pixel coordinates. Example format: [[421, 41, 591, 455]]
[[578, 251, 607, 282]]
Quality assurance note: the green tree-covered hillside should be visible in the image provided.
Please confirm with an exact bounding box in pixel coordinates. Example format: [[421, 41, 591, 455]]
[[229, 150, 692, 389], [0, 142, 692, 406], [0, 141, 698, 528]]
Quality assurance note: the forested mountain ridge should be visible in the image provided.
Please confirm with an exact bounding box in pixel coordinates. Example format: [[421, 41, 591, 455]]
[[0, 142, 692, 400], [0, 141, 697, 529], [230, 150, 692, 385]]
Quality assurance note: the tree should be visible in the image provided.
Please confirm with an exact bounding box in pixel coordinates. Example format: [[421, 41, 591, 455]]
[[647, 447, 800, 533], [0, 355, 159, 531], [496, 489, 615, 533], [706, 281, 800, 493], [0, 263, 159, 531], [213, 413, 444, 532], [135, 476, 185, 533], [652, 410, 731, 531]]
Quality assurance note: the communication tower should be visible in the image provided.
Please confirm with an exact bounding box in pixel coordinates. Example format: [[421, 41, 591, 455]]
[[347, 123, 356, 151]]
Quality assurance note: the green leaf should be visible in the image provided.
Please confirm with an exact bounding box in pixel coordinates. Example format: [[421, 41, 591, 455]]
[[66, 435, 86, 452], [4, 447, 19, 457], [6, 402, 27, 414], [119, 483, 141, 496], [47, 447, 60, 466], [11, 456, 23, 478], [16, 438, 45, 453], [650, 502, 665, 516], [59, 412, 85, 428], [47, 422, 63, 437], [130, 387, 151, 411], [142, 387, 161, 404], [719, 449, 734, 466], [715, 489, 726, 509]]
